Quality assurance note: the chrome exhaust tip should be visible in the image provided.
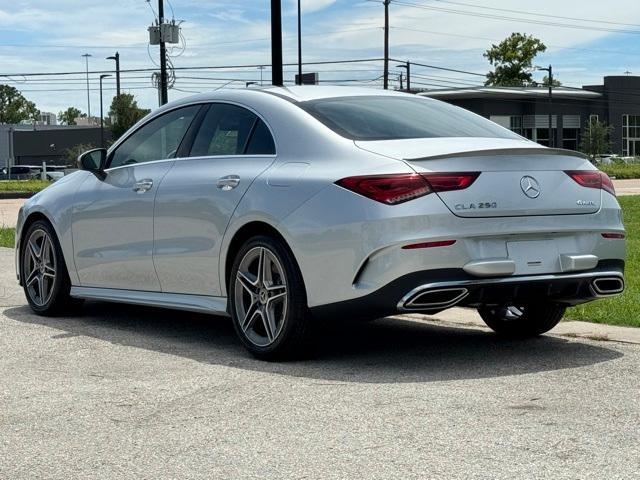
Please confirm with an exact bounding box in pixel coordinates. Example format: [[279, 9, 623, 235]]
[[402, 287, 469, 311], [590, 277, 625, 296]]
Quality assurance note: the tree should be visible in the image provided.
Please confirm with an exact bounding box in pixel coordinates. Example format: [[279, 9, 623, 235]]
[[58, 107, 85, 125], [0, 84, 39, 124], [484, 33, 547, 87], [108, 94, 150, 139], [65, 143, 97, 164], [580, 120, 613, 162], [540, 75, 562, 87]]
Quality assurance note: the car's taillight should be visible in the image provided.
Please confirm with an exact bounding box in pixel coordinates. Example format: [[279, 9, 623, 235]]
[[335, 174, 431, 205], [422, 172, 480, 192], [565, 170, 616, 196], [335, 172, 480, 205], [601, 173, 616, 196]]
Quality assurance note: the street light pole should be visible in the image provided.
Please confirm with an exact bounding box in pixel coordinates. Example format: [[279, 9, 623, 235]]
[[258, 66, 265, 86], [99, 74, 111, 148], [396, 62, 410, 92], [106, 52, 121, 97], [536, 64, 554, 147], [383, 0, 390, 90], [547, 64, 553, 148], [82, 53, 92, 119]]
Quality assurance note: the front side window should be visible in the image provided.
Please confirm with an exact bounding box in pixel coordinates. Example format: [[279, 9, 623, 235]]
[[300, 96, 522, 141], [109, 105, 200, 168]]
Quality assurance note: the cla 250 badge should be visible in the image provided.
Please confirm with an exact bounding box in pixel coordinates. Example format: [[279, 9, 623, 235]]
[[455, 202, 498, 210]]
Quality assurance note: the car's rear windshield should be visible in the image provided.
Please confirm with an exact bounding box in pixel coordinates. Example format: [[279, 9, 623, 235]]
[[299, 96, 521, 141]]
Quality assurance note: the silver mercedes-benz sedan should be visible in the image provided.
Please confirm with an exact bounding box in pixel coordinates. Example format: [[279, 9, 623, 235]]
[[16, 86, 625, 359]]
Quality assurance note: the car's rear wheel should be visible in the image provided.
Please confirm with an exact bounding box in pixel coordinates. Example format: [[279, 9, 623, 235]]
[[229, 235, 311, 360], [21, 220, 80, 315], [478, 303, 565, 338]]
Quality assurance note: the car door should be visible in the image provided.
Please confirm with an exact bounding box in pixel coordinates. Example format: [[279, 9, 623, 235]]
[[153, 102, 277, 296], [72, 105, 201, 291]]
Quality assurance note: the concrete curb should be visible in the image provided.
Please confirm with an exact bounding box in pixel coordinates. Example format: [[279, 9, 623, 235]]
[[0, 192, 35, 200], [393, 307, 640, 345]]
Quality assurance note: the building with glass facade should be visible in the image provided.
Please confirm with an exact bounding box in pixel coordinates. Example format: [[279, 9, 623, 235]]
[[420, 76, 640, 156]]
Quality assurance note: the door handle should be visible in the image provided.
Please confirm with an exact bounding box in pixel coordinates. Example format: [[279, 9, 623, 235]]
[[133, 179, 153, 193], [217, 175, 240, 191]]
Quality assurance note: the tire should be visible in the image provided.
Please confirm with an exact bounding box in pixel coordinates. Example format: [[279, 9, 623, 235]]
[[21, 220, 81, 316], [229, 235, 311, 360], [478, 303, 565, 338]]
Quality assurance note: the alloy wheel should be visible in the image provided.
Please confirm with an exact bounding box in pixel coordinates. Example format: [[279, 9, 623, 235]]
[[234, 246, 288, 347], [24, 229, 57, 307]]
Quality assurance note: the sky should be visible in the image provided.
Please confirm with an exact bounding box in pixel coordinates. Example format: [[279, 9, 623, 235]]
[[1, 0, 640, 117]]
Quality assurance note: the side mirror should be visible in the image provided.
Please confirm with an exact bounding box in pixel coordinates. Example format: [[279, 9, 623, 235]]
[[78, 148, 107, 177]]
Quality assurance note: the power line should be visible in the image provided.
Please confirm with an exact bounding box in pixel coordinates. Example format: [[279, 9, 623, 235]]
[[393, 58, 486, 77], [391, 26, 638, 57], [0, 58, 388, 78], [432, 0, 640, 28], [392, 1, 640, 35]]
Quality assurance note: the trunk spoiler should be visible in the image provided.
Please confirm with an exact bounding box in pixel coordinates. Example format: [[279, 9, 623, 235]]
[[405, 147, 591, 162]]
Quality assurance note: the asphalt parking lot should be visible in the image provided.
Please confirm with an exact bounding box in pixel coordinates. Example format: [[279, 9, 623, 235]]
[[1, 247, 639, 479]]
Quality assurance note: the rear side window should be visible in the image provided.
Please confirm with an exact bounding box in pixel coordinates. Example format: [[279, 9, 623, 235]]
[[245, 120, 276, 155], [190, 104, 257, 156], [300, 96, 521, 141]]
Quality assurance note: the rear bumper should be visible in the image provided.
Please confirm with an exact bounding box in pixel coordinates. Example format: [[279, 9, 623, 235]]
[[310, 260, 624, 320]]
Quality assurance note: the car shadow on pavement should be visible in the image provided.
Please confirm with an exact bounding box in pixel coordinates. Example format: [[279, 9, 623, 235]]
[[5, 302, 623, 384]]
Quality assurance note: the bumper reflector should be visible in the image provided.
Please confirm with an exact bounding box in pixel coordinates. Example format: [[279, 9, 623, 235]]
[[601, 233, 625, 239], [402, 240, 456, 250]]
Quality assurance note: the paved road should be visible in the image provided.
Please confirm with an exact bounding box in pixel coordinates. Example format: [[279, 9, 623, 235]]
[[1, 248, 639, 479], [0, 198, 23, 228], [613, 178, 640, 196]]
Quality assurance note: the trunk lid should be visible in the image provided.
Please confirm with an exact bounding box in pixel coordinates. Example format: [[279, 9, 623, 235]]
[[355, 138, 601, 218]]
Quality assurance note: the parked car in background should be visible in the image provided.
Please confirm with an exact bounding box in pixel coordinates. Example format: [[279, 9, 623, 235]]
[[15, 86, 626, 359], [29, 170, 64, 181]]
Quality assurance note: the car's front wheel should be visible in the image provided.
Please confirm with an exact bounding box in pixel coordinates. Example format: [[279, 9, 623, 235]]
[[229, 235, 311, 360], [478, 303, 565, 338], [21, 220, 79, 315]]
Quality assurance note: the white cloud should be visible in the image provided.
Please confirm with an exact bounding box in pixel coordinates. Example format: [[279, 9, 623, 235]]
[[288, 0, 338, 14], [1, 0, 640, 113]]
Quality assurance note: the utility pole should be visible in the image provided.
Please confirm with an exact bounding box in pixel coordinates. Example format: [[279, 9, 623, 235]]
[[82, 53, 92, 118], [383, 0, 390, 90], [158, 0, 168, 105], [271, 0, 283, 86], [99, 74, 111, 148], [297, 0, 302, 85], [106, 52, 121, 97]]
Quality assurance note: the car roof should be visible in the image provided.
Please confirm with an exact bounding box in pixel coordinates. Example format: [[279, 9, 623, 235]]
[[161, 85, 413, 110], [256, 85, 411, 102]]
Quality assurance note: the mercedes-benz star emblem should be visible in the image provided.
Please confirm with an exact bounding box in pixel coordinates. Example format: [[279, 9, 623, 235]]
[[520, 176, 541, 199]]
